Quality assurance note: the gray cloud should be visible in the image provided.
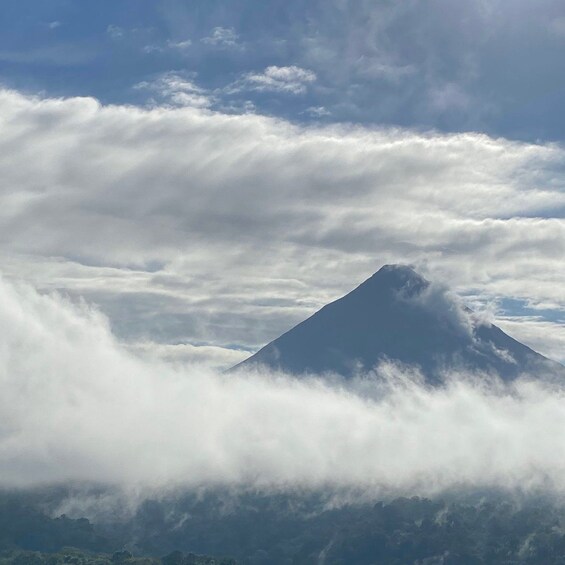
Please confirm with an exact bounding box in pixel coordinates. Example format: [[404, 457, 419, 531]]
[[0, 88, 563, 358]]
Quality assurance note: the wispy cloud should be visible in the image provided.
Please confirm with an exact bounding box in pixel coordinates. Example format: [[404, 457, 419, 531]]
[[304, 106, 331, 118], [228, 65, 317, 94], [127, 341, 249, 370], [106, 24, 124, 40], [549, 17, 565, 38], [427, 82, 473, 113], [168, 39, 192, 50], [134, 72, 213, 108], [201, 26, 239, 47], [143, 39, 192, 54]]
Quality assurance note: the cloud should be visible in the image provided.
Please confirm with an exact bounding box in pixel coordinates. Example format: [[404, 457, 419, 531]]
[[549, 17, 565, 38], [127, 341, 249, 370], [106, 25, 125, 40], [167, 39, 192, 50], [427, 82, 473, 113], [410, 282, 476, 341], [303, 106, 331, 118], [4, 0, 565, 139], [2, 276, 565, 496], [497, 317, 565, 364], [201, 27, 239, 48], [355, 57, 416, 83], [143, 39, 192, 54], [0, 88, 563, 358], [134, 72, 213, 108], [229, 65, 317, 94]]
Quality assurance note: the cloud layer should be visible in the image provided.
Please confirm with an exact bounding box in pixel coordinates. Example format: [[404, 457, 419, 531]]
[[2, 275, 565, 497], [0, 88, 563, 364]]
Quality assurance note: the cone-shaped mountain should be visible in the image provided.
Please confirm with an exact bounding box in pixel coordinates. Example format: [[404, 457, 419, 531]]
[[234, 264, 562, 382]]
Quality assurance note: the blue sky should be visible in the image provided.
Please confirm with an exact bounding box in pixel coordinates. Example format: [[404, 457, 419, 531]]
[[4, 0, 565, 140], [0, 0, 564, 368]]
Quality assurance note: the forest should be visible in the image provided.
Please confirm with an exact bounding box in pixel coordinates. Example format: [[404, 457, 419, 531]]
[[3, 489, 565, 564]]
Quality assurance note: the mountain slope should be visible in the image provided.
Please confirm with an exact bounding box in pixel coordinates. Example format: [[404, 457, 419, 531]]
[[234, 265, 562, 382]]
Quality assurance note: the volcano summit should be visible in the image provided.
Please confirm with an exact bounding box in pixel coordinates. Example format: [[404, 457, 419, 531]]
[[235, 265, 562, 382]]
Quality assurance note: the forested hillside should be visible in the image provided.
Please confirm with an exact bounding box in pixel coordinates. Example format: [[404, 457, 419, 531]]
[[4, 490, 565, 564]]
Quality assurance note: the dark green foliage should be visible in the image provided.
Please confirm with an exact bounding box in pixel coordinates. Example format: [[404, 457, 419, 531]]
[[0, 549, 234, 565], [104, 493, 565, 564], [0, 492, 235, 565], [0, 495, 112, 553], [111, 551, 133, 563], [161, 550, 235, 565], [4, 489, 565, 564]]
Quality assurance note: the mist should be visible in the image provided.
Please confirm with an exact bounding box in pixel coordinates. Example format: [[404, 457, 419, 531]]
[[1, 275, 565, 498]]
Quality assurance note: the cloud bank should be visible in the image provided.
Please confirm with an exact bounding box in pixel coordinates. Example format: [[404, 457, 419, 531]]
[[0, 88, 563, 366], [2, 276, 565, 497]]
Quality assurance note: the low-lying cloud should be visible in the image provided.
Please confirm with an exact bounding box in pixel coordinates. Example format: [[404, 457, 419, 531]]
[[2, 275, 565, 498]]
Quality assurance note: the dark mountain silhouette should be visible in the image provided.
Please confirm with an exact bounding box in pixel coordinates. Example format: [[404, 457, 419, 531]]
[[234, 264, 563, 382]]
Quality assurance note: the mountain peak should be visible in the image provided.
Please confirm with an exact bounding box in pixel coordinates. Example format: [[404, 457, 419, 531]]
[[376, 263, 419, 276], [358, 264, 428, 296], [234, 265, 562, 382]]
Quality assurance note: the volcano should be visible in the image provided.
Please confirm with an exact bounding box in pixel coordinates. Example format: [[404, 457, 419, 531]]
[[234, 265, 562, 382]]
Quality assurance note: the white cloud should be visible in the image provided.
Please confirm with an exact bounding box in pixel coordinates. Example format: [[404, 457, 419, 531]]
[[134, 72, 213, 108], [201, 26, 239, 47], [1, 275, 565, 496], [0, 88, 563, 357], [127, 341, 249, 370], [106, 24, 124, 40], [142, 44, 161, 54], [497, 317, 565, 364], [230, 65, 317, 94], [304, 106, 331, 118], [143, 39, 192, 54], [168, 39, 192, 50]]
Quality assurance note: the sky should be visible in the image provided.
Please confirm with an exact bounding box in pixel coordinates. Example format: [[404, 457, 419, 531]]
[[0, 0, 564, 370]]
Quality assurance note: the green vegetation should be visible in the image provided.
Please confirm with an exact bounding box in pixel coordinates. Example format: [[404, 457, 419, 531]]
[[0, 549, 235, 565], [0, 495, 110, 553], [0, 491, 236, 565], [3, 489, 565, 564], [106, 493, 565, 564]]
